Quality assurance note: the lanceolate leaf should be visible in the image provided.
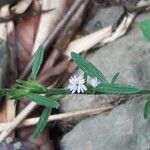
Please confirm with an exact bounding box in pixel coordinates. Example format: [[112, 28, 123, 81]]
[[95, 83, 140, 94], [9, 89, 30, 100], [144, 97, 150, 119], [71, 52, 108, 83], [140, 19, 150, 41], [16, 80, 46, 93], [32, 107, 51, 138], [137, 89, 150, 94], [31, 45, 44, 80], [49, 95, 66, 102], [111, 72, 119, 84], [46, 88, 69, 96], [0, 88, 12, 96], [26, 93, 59, 108]]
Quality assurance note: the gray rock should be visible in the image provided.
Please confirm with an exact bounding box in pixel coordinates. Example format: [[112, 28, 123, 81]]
[[61, 96, 149, 150], [120, 0, 141, 11], [84, 6, 124, 33], [59, 94, 132, 133], [60, 7, 150, 150]]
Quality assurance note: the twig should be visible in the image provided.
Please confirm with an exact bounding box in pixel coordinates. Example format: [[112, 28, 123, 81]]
[[65, 25, 112, 58], [0, 102, 37, 142], [19, 0, 85, 80], [0, 106, 113, 132], [101, 13, 136, 44]]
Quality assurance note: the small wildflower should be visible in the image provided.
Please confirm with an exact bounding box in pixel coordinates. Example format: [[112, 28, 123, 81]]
[[68, 75, 87, 94], [90, 77, 100, 88]]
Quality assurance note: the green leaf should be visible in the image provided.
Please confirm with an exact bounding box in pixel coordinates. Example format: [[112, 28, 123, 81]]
[[31, 45, 44, 80], [46, 88, 69, 96], [140, 19, 150, 41], [32, 107, 51, 138], [48, 94, 66, 102], [95, 83, 140, 94], [111, 72, 119, 84], [84, 73, 88, 84], [84, 84, 95, 94], [0, 88, 12, 96], [71, 52, 108, 83], [137, 89, 150, 94], [144, 97, 150, 119], [16, 80, 46, 93], [26, 93, 59, 108], [9, 89, 30, 100]]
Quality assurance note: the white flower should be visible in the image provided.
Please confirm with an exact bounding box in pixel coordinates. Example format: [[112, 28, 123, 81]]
[[68, 75, 87, 94], [90, 77, 100, 88]]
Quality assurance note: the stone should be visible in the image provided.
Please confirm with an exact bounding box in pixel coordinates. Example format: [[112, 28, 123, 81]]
[[120, 0, 141, 11], [61, 96, 150, 150], [58, 94, 131, 133], [84, 6, 124, 33]]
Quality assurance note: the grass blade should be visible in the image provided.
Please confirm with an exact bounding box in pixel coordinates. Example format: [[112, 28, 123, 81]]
[[140, 19, 150, 41], [0, 88, 12, 96], [31, 45, 44, 80], [32, 107, 51, 138], [71, 52, 108, 83], [26, 93, 59, 108], [111, 72, 119, 84], [16, 80, 46, 93], [144, 97, 150, 119], [9, 89, 30, 100], [95, 83, 140, 94], [46, 88, 69, 96]]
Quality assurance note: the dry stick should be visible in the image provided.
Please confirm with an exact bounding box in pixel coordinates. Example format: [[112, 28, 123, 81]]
[[0, 102, 37, 142], [0, 0, 85, 142], [19, 0, 84, 80], [0, 106, 113, 132]]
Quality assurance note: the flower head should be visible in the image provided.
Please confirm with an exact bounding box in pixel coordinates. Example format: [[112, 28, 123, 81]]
[[90, 77, 100, 88], [68, 75, 87, 94]]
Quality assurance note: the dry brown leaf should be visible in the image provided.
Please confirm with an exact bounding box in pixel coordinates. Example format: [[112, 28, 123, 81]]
[[15, 0, 41, 73]]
